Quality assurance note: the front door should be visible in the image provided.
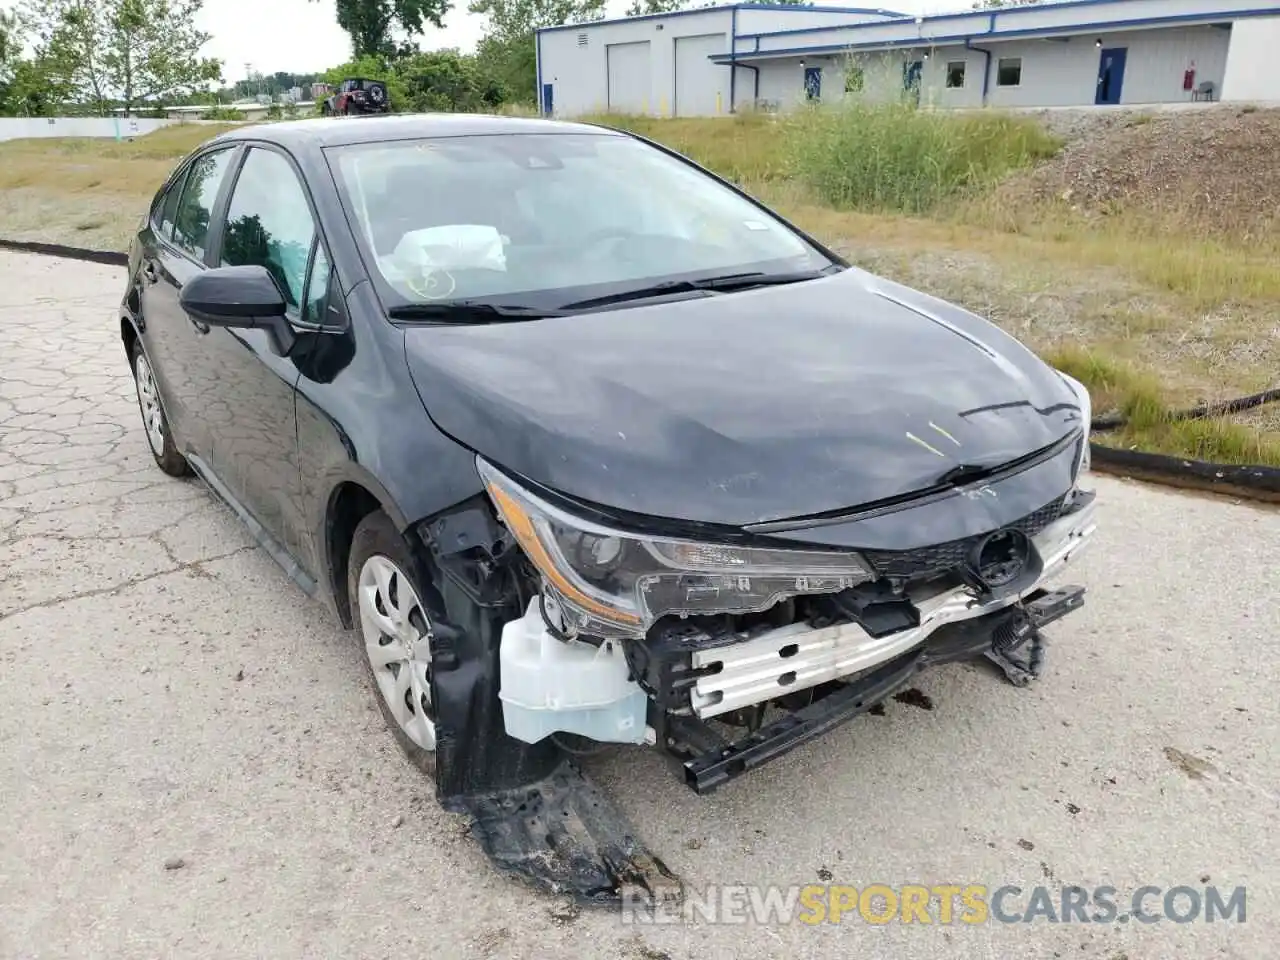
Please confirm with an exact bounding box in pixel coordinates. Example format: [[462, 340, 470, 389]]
[[542, 82, 554, 116], [138, 145, 238, 460], [904, 59, 923, 103], [202, 144, 330, 570], [803, 66, 822, 101], [1095, 47, 1127, 105]]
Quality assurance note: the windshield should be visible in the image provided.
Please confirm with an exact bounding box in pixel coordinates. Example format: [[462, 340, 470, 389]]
[[325, 132, 836, 308]]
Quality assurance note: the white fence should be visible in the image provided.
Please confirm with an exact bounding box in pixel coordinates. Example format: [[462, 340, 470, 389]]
[[0, 117, 182, 142]]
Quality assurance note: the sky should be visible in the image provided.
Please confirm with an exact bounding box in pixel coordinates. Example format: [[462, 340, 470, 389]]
[[2, 0, 971, 84], [194, 0, 969, 81]]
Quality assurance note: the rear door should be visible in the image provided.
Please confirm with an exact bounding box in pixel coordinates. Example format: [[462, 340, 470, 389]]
[[137, 145, 239, 458]]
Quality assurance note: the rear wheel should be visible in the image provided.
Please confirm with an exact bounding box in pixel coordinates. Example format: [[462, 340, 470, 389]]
[[347, 511, 437, 778], [131, 345, 189, 477]]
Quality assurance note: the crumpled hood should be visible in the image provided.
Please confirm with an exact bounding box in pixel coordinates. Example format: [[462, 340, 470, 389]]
[[403, 267, 1084, 527]]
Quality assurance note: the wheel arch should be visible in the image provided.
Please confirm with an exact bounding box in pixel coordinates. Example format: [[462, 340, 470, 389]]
[[120, 307, 140, 361], [321, 468, 411, 628]]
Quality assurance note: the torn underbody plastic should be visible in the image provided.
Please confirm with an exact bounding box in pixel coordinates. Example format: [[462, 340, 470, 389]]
[[422, 499, 678, 906], [460, 760, 679, 906]]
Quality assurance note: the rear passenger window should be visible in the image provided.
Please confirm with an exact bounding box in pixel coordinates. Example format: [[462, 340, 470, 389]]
[[154, 168, 188, 240], [172, 147, 234, 261]]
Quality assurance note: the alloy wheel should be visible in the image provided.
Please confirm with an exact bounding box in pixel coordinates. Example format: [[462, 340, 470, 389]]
[[133, 351, 166, 457], [357, 555, 436, 752]]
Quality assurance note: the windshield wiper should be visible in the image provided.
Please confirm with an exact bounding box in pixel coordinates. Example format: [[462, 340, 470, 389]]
[[558, 268, 834, 312], [387, 301, 564, 324]]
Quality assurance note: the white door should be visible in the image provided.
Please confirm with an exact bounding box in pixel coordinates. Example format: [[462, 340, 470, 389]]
[[674, 33, 726, 116], [607, 41, 652, 114]]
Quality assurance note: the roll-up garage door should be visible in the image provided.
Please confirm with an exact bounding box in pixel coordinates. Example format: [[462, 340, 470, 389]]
[[674, 33, 726, 116], [606, 41, 652, 114]]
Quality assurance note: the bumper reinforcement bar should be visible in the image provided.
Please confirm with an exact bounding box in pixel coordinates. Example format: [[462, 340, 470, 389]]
[[681, 584, 1086, 794]]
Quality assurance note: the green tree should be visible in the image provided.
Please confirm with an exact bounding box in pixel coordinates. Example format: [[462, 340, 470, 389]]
[[22, 0, 222, 114], [0, 9, 22, 74], [625, 0, 684, 14], [1, 56, 73, 116], [398, 48, 503, 111], [468, 0, 604, 104], [310, 0, 452, 59]]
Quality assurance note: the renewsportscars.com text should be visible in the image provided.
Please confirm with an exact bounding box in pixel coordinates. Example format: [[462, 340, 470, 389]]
[[620, 883, 1247, 926]]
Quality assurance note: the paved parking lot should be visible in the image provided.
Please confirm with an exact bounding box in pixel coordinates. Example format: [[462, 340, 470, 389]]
[[1, 249, 1277, 959]]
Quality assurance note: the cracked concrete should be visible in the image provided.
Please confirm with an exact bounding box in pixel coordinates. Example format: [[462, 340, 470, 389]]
[[1, 249, 1278, 959]]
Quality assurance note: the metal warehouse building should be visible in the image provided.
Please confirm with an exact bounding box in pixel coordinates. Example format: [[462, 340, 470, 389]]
[[534, 0, 1280, 116]]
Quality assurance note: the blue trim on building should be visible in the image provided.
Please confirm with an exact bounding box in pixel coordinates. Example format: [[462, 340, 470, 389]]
[[534, 3, 906, 37], [739, 2, 902, 11], [535, 30, 544, 116], [711, 7, 1275, 62], [734, 0, 1267, 44], [967, 15, 998, 108], [735, 16, 977, 42], [729, 6, 738, 112]]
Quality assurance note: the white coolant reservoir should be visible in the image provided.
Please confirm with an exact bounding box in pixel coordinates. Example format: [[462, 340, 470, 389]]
[[499, 597, 648, 745]]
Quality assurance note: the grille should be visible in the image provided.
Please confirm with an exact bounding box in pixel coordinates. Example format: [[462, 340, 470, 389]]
[[862, 495, 1067, 580]]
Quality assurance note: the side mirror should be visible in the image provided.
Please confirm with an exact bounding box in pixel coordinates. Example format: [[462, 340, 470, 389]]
[[180, 264, 287, 324], [179, 264, 296, 356]]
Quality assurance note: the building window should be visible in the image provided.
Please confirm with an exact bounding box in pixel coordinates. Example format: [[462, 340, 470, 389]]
[[845, 67, 864, 93], [997, 57, 1022, 87], [946, 61, 966, 88]]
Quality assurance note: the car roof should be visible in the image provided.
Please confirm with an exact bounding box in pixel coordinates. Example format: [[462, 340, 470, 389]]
[[206, 114, 625, 151]]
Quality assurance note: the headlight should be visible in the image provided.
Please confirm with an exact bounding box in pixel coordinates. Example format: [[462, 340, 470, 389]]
[[477, 458, 875, 639], [1058, 371, 1092, 476]]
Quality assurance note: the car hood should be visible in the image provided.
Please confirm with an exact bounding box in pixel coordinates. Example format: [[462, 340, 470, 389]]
[[403, 267, 1084, 528]]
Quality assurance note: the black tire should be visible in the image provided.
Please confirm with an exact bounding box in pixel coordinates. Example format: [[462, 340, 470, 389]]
[[130, 342, 190, 477], [347, 510, 438, 779]]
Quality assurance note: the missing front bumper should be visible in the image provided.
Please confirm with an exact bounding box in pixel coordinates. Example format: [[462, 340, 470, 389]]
[[681, 493, 1096, 720], [677, 583, 1086, 794]]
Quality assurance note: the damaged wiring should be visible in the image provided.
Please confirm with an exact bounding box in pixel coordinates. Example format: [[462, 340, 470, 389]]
[[539, 592, 571, 643]]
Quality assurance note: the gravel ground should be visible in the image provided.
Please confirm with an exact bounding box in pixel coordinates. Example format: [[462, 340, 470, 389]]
[[1, 250, 1278, 960]]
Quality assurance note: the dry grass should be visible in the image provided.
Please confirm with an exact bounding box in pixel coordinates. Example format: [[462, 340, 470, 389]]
[[764, 200, 1280, 465], [2, 111, 1277, 464], [0, 123, 239, 251]]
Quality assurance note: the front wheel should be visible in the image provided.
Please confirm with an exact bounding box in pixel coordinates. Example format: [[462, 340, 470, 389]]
[[347, 511, 437, 778], [131, 344, 189, 477]]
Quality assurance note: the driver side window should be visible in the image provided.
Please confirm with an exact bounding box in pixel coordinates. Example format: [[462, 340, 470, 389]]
[[218, 147, 319, 316]]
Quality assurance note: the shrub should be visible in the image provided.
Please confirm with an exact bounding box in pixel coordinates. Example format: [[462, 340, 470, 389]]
[[786, 100, 1060, 215], [200, 104, 241, 121]]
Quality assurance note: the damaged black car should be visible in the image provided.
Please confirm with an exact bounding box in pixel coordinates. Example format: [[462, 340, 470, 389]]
[[120, 114, 1096, 902]]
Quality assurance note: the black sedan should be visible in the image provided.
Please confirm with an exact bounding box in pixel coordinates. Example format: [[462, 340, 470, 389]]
[[120, 114, 1096, 900]]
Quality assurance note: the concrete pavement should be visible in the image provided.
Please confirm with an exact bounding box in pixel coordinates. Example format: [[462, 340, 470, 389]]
[[1, 250, 1277, 959]]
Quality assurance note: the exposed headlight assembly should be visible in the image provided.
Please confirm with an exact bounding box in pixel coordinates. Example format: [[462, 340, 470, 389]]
[[477, 458, 875, 640], [1058, 371, 1093, 476]]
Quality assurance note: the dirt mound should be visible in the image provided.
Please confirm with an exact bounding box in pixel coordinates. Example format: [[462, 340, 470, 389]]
[[998, 106, 1280, 239]]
